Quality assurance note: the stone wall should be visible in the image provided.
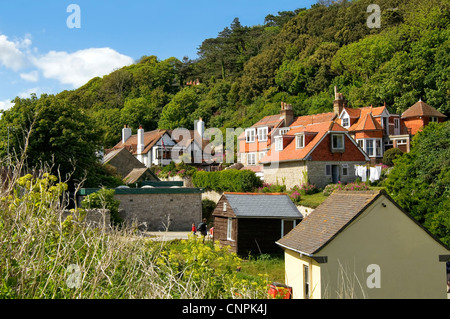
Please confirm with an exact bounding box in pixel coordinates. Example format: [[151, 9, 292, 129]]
[[263, 161, 308, 190], [114, 192, 202, 231], [307, 161, 366, 188]]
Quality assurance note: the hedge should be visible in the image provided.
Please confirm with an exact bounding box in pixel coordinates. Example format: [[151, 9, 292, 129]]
[[192, 169, 262, 192]]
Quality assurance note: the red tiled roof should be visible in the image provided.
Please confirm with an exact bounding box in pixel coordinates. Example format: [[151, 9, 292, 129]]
[[290, 112, 336, 127], [260, 121, 345, 163], [401, 100, 447, 119], [348, 109, 383, 132]]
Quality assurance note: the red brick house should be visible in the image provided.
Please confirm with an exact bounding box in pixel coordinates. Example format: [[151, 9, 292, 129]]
[[401, 99, 447, 136], [259, 120, 369, 189], [238, 102, 336, 178]]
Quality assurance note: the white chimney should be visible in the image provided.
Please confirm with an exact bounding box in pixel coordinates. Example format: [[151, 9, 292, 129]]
[[197, 118, 205, 138], [122, 125, 132, 144], [137, 126, 145, 155]]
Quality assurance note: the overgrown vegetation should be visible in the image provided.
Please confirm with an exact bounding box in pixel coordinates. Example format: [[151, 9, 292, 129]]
[[0, 167, 271, 299], [192, 169, 263, 192], [385, 122, 450, 246]]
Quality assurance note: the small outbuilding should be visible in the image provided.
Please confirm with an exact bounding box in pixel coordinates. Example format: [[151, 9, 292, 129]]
[[276, 190, 450, 299], [213, 193, 303, 256]]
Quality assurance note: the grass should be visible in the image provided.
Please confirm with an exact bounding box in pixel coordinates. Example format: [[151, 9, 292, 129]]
[[237, 254, 285, 284], [298, 192, 327, 208]]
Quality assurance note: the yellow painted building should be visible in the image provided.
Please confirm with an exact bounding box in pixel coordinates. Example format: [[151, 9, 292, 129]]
[[276, 190, 450, 299]]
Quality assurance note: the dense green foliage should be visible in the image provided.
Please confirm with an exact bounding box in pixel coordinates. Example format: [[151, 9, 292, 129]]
[[382, 147, 404, 166], [1, 0, 446, 152], [385, 122, 450, 246], [192, 169, 263, 192]]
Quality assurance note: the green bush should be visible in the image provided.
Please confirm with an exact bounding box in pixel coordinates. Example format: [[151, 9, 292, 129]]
[[81, 188, 122, 226], [382, 148, 403, 166], [192, 169, 263, 192]]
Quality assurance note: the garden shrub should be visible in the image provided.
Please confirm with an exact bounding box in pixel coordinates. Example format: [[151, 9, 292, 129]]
[[192, 169, 263, 192], [323, 181, 370, 196], [382, 148, 403, 166]]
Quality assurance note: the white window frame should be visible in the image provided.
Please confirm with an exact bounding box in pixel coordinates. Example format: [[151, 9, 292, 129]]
[[247, 152, 257, 166], [394, 118, 400, 135], [245, 128, 256, 143], [279, 127, 290, 136], [342, 164, 349, 176], [275, 137, 283, 152], [227, 218, 233, 241], [360, 138, 383, 157], [430, 116, 438, 123], [342, 117, 350, 128], [304, 265, 310, 299], [296, 134, 305, 149], [258, 151, 267, 161], [257, 127, 268, 142], [331, 134, 345, 151]]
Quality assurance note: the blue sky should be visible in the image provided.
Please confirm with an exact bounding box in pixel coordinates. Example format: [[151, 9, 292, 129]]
[[0, 1, 316, 111]]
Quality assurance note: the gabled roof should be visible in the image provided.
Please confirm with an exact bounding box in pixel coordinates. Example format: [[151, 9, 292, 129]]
[[401, 100, 447, 119], [124, 168, 159, 184], [259, 121, 348, 163], [110, 129, 168, 155], [276, 190, 382, 256], [348, 112, 383, 132], [276, 190, 450, 256], [219, 193, 303, 219]]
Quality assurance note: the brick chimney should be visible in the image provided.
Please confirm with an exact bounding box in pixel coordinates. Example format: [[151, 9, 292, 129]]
[[333, 86, 347, 116], [122, 124, 132, 144], [280, 102, 294, 126]]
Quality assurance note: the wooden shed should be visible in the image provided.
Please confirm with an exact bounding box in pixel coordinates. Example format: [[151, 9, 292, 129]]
[[213, 193, 303, 256]]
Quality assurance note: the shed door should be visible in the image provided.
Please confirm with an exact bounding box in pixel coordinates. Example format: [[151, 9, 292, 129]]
[[282, 220, 295, 237]]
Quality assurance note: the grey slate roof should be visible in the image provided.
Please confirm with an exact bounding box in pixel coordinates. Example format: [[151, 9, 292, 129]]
[[276, 190, 382, 255], [224, 193, 303, 219]]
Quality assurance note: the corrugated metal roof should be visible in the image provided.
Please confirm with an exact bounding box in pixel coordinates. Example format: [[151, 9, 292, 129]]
[[224, 193, 303, 219]]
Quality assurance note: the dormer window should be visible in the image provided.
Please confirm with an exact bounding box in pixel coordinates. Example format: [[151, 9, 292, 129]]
[[342, 117, 349, 128], [245, 128, 255, 143], [257, 127, 268, 141], [296, 134, 305, 149], [275, 136, 283, 152], [279, 128, 290, 136], [331, 134, 345, 151]]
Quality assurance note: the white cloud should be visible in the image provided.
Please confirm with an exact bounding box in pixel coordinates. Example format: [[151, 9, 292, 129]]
[[0, 34, 27, 71], [20, 70, 39, 82], [32, 48, 134, 88], [0, 99, 15, 111]]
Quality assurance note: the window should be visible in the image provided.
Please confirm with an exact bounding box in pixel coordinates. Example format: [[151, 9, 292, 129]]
[[296, 134, 305, 149], [275, 137, 283, 152], [362, 138, 383, 157], [304, 265, 310, 299], [376, 139, 382, 157], [259, 151, 267, 161], [357, 139, 364, 149], [430, 117, 438, 123], [325, 164, 332, 176], [247, 153, 257, 166], [245, 128, 255, 143], [397, 139, 407, 145], [342, 164, 349, 176], [279, 128, 290, 136], [342, 117, 349, 128], [223, 202, 227, 212], [331, 134, 345, 151], [257, 127, 268, 141], [366, 139, 374, 157], [227, 218, 233, 240], [394, 118, 400, 135]]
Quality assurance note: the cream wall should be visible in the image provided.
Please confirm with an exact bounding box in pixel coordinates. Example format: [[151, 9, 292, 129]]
[[318, 195, 449, 299], [284, 249, 321, 299]]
